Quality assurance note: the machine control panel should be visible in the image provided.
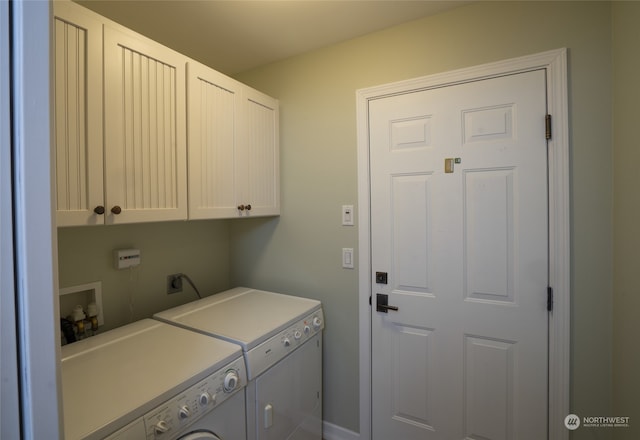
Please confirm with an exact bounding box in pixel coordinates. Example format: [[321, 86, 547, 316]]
[[142, 356, 246, 439], [246, 309, 324, 380]]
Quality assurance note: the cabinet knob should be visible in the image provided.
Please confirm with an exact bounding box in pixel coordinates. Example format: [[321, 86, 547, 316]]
[[246, 204, 252, 211], [93, 206, 105, 215], [111, 206, 122, 215], [237, 205, 245, 211]]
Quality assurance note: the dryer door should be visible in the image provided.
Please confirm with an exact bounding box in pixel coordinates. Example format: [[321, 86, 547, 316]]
[[255, 333, 322, 440], [178, 430, 221, 440]]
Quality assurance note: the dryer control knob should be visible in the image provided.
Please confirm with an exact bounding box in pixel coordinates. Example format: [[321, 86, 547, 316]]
[[224, 370, 239, 393], [178, 405, 190, 420], [312, 317, 322, 329], [303, 325, 311, 335], [154, 420, 169, 434], [294, 330, 302, 340], [283, 337, 291, 347], [199, 392, 213, 406]]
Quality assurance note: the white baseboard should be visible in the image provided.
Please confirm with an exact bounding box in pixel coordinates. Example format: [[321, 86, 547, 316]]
[[323, 421, 360, 440]]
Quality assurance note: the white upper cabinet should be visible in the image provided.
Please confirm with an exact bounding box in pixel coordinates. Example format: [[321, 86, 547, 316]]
[[187, 61, 279, 219], [54, 2, 277, 225], [103, 25, 188, 224], [237, 88, 280, 217], [186, 61, 241, 219], [53, 2, 104, 226]]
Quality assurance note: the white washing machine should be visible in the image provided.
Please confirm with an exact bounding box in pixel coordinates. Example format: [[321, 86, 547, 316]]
[[154, 287, 324, 440], [61, 319, 247, 440]]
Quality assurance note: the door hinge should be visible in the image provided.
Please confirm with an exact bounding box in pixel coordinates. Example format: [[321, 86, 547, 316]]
[[545, 114, 552, 140], [547, 286, 553, 311], [369, 295, 372, 306]]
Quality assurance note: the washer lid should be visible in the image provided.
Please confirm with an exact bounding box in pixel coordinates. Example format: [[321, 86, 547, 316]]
[[154, 287, 322, 350], [178, 430, 221, 440], [61, 319, 242, 440]]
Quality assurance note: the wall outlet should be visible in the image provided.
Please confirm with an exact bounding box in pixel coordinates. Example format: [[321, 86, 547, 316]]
[[167, 274, 183, 294]]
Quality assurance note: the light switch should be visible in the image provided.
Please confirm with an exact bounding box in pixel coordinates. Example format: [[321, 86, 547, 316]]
[[342, 205, 354, 226], [342, 248, 354, 269]]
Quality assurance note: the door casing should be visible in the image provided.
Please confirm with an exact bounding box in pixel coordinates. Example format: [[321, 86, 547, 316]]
[[356, 48, 570, 440]]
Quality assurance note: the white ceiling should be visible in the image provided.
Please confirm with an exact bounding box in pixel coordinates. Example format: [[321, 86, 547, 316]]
[[75, 0, 471, 75]]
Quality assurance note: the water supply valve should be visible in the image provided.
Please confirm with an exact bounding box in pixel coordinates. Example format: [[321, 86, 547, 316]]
[[87, 302, 99, 332], [71, 305, 86, 339]]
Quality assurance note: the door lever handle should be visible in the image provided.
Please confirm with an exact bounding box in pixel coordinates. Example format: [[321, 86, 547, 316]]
[[376, 293, 399, 313], [378, 304, 399, 312]]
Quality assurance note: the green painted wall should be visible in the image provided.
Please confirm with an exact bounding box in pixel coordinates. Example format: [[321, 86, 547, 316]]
[[232, 1, 614, 436], [58, 220, 232, 331], [613, 2, 640, 440]]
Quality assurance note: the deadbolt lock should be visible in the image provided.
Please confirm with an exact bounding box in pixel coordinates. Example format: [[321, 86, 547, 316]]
[[444, 157, 462, 173]]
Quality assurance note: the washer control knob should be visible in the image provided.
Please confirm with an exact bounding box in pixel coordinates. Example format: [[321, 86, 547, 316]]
[[294, 330, 302, 340], [283, 337, 291, 347], [303, 325, 311, 335], [312, 316, 322, 329], [199, 392, 213, 406], [224, 370, 239, 393], [154, 420, 169, 434], [178, 405, 190, 420]]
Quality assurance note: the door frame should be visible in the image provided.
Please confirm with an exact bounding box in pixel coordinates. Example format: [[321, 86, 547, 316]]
[[5, 1, 62, 437], [356, 48, 570, 440]]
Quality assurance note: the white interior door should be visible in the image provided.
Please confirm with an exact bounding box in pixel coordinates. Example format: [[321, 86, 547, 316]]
[[370, 70, 548, 440]]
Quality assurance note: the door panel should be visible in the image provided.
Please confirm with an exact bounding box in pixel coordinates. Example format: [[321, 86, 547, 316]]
[[239, 89, 280, 216], [392, 174, 433, 293], [104, 25, 187, 223], [390, 324, 434, 428], [186, 61, 240, 219], [464, 168, 515, 302], [53, 2, 104, 226], [370, 70, 548, 440], [464, 335, 515, 440]]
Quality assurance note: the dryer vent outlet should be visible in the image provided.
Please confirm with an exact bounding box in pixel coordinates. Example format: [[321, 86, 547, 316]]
[[167, 274, 182, 294]]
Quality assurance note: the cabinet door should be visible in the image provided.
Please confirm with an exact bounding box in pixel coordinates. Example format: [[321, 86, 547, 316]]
[[237, 87, 280, 217], [103, 25, 187, 224], [53, 2, 104, 226], [186, 61, 240, 219]]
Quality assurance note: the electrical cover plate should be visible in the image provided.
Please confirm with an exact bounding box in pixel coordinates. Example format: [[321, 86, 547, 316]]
[[342, 248, 354, 269], [342, 205, 354, 226], [114, 248, 141, 269]]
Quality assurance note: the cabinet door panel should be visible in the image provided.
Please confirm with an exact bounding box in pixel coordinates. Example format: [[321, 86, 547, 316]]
[[104, 25, 187, 224], [53, 3, 103, 226], [186, 61, 239, 219], [239, 88, 280, 217]]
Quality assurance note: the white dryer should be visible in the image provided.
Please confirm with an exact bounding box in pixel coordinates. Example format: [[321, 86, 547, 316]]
[[61, 319, 247, 440], [154, 287, 324, 440]]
